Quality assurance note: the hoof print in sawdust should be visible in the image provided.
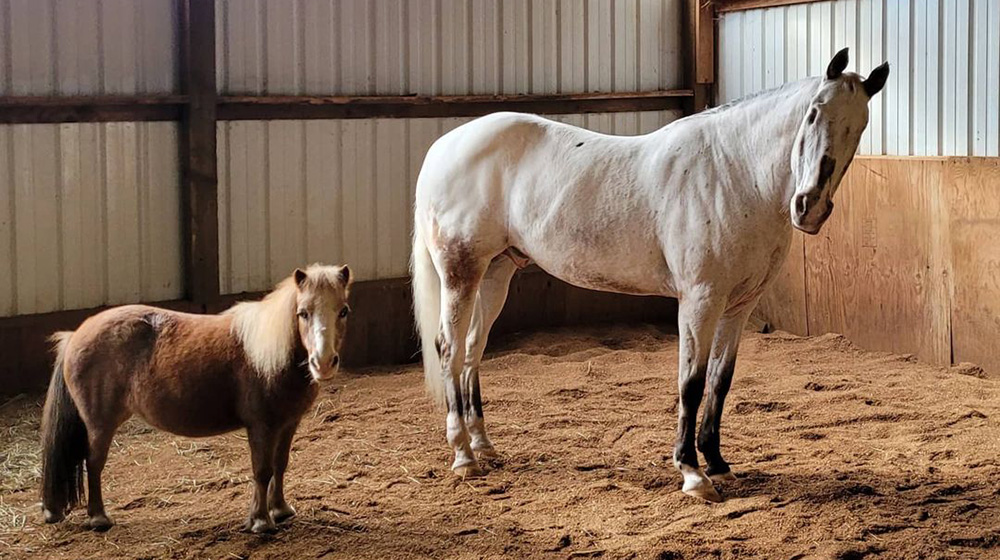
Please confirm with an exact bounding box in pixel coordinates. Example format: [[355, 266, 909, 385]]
[[804, 381, 854, 392], [732, 401, 790, 414], [548, 387, 589, 400], [835, 546, 884, 560], [799, 431, 825, 441], [546, 534, 572, 552], [947, 532, 1000, 549], [656, 551, 683, 560]]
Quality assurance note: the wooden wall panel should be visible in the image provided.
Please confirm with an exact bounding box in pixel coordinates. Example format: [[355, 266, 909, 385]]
[[757, 156, 999, 377], [946, 158, 1000, 374]]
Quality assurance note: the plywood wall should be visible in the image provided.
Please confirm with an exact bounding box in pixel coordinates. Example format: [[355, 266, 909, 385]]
[[756, 157, 1000, 377]]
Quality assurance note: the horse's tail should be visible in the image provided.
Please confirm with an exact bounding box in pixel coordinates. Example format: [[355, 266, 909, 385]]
[[40, 331, 88, 523], [411, 222, 445, 408]]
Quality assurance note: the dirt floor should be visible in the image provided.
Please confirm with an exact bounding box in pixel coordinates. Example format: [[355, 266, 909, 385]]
[[2, 324, 999, 560]]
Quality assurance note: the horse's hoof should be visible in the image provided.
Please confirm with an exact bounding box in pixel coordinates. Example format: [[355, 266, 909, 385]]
[[42, 508, 65, 524], [474, 446, 500, 459], [84, 514, 114, 532], [682, 482, 723, 502], [270, 504, 296, 524], [245, 517, 278, 534], [453, 464, 486, 478], [709, 470, 737, 483]]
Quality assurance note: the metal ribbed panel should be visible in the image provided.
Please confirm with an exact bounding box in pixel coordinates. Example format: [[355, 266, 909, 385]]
[[0, 123, 183, 317], [216, 0, 684, 96], [717, 0, 1000, 157], [217, 110, 683, 293], [0, 0, 178, 96]]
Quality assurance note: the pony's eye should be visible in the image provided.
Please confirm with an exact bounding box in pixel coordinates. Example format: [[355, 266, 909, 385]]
[[339, 306, 350, 319], [297, 310, 309, 320]]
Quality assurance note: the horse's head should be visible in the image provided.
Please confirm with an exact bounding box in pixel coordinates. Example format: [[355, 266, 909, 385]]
[[293, 265, 352, 381], [790, 48, 888, 234]]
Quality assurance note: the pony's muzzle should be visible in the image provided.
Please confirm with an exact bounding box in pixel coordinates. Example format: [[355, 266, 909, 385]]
[[309, 354, 340, 380]]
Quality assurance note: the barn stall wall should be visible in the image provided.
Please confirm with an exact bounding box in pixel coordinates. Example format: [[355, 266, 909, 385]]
[[718, 1, 1000, 376], [0, 0, 697, 396]]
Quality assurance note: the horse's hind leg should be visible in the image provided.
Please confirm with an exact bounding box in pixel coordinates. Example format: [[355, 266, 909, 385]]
[[698, 307, 753, 483], [436, 252, 490, 477], [268, 423, 298, 523], [674, 291, 726, 502], [462, 257, 517, 458]]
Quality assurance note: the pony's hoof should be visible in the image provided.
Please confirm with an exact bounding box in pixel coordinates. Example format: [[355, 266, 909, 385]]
[[245, 517, 278, 534], [709, 470, 737, 483], [84, 514, 114, 532], [453, 464, 485, 478], [42, 508, 65, 524], [270, 504, 296, 524]]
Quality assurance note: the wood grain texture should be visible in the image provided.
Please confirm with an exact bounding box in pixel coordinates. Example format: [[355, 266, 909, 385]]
[[945, 158, 1000, 374]]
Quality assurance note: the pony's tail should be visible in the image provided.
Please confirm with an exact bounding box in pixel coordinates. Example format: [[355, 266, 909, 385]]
[[40, 331, 88, 523], [411, 223, 445, 408]]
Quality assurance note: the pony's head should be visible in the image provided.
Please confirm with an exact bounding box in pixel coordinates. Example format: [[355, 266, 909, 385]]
[[790, 48, 888, 234], [293, 265, 352, 381]]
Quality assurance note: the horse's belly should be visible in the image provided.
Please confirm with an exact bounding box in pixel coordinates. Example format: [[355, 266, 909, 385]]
[[129, 369, 244, 438], [525, 240, 673, 297]]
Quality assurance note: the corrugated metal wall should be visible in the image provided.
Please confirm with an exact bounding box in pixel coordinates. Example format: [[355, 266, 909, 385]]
[[718, 0, 1000, 157], [0, 0, 182, 317], [216, 110, 682, 293], [215, 0, 687, 293], [216, 0, 683, 95]]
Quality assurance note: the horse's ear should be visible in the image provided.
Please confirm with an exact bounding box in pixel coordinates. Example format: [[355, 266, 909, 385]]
[[863, 62, 890, 98], [826, 47, 849, 80], [338, 265, 352, 287], [294, 268, 308, 287]]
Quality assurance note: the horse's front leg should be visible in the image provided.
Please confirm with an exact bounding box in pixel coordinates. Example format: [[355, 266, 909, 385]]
[[698, 307, 753, 482], [674, 292, 726, 502]]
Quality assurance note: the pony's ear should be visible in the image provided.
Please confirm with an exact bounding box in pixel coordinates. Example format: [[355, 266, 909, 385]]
[[294, 268, 308, 287], [863, 62, 889, 98], [338, 265, 352, 286], [826, 47, 850, 80]]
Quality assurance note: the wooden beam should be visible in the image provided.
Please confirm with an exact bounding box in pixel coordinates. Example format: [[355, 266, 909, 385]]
[[696, 1, 715, 85], [682, 0, 713, 114], [217, 90, 693, 121], [0, 95, 186, 124], [716, 0, 828, 12], [178, 0, 219, 306]]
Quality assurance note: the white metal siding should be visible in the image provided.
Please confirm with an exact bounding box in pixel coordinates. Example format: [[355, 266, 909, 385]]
[[0, 0, 178, 96], [217, 110, 683, 294], [0, 123, 183, 317], [216, 0, 684, 96], [717, 0, 1000, 157]]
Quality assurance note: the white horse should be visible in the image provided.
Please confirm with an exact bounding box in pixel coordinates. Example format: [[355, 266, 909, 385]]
[[412, 49, 888, 501]]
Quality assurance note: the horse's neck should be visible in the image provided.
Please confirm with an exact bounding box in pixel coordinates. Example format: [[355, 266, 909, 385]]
[[711, 81, 816, 215]]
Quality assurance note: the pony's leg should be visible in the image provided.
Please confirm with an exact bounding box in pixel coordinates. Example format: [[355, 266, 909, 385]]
[[437, 256, 490, 477], [698, 307, 753, 483], [462, 257, 517, 458], [673, 292, 726, 502], [245, 427, 278, 533], [83, 428, 116, 531], [268, 424, 298, 523]]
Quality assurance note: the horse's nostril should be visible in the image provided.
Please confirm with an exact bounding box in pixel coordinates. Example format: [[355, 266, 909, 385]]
[[331, 355, 340, 368], [309, 356, 320, 370], [794, 194, 809, 216]]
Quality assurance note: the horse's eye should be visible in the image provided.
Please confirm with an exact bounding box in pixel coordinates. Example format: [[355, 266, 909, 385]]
[[339, 306, 350, 319], [297, 310, 309, 320], [807, 108, 818, 125]]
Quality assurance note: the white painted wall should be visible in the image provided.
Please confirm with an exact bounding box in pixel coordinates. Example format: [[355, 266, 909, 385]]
[[216, 0, 685, 96], [0, 123, 183, 317], [718, 0, 1000, 157]]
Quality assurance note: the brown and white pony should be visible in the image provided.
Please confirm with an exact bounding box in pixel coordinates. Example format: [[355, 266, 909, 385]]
[[41, 264, 352, 533], [412, 49, 888, 501]]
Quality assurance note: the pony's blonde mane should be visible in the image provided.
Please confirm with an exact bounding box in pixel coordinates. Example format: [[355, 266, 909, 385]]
[[224, 277, 299, 378], [224, 264, 350, 379]]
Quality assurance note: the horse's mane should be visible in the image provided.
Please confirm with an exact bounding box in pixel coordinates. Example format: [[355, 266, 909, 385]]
[[699, 77, 820, 116], [222, 265, 348, 379]]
